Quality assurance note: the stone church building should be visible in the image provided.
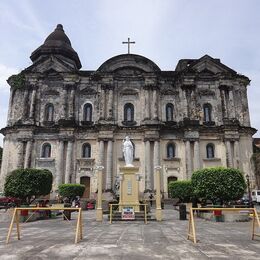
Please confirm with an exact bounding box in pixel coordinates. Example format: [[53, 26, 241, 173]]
[[0, 24, 256, 198]]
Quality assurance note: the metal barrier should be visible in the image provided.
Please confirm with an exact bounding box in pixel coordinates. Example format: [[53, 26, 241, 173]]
[[109, 204, 148, 224], [187, 207, 260, 244], [6, 207, 83, 244]]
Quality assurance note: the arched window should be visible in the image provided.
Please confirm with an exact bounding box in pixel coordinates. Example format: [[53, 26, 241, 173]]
[[45, 104, 54, 121], [203, 103, 212, 122], [166, 103, 174, 122], [82, 143, 91, 158], [83, 103, 93, 122], [206, 143, 215, 158], [41, 143, 51, 158], [167, 143, 176, 158], [124, 103, 134, 122]]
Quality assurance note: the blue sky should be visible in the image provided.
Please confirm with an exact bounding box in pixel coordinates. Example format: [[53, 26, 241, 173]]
[[0, 0, 260, 146]]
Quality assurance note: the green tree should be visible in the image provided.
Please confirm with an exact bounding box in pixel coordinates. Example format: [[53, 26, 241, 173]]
[[191, 167, 246, 205], [4, 168, 53, 204], [168, 180, 193, 203], [58, 184, 85, 202]]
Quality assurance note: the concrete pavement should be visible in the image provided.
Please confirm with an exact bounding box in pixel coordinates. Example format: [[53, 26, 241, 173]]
[[0, 208, 260, 259]]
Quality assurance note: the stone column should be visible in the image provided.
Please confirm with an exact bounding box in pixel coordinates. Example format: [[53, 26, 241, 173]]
[[24, 140, 32, 168], [23, 89, 29, 118], [225, 140, 233, 168], [234, 140, 240, 169], [155, 166, 162, 221], [60, 88, 67, 119], [228, 90, 235, 118], [152, 89, 158, 120], [68, 89, 75, 119], [0, 139, 9, 190], [145, 140, 151, 190], [220, 89, 228, 118], [65, 141, 73, 183], [107, 88, 113, 119], [99, 88, 105, 120], [185, 140, 192, 179], [154, 141, 160, 166], [7, 88, 14, 125], [144, 88, 150, 120], [106, 140, 113, 190], [96, 166, 104, 221], [29, 89, 36, 118], [181, 87, 188, 118], [98, 140, 105, 166], [56, 140, 64, 186], [193, 140, 200, 170], [241, 88, 250, 126], [17, 141, 24, 168]]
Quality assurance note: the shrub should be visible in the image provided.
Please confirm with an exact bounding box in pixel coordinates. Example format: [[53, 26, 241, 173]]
[[58, 184, 85, 202], [168, 180, 193, 203], [4, 168, 53, 204], [191, 167, 246, 205]]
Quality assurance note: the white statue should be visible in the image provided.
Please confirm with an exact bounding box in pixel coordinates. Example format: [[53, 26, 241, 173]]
[[122, 136, 134, 166]]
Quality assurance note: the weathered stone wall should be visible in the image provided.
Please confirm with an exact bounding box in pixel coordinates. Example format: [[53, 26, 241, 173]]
[[0, 53, 256, 196]]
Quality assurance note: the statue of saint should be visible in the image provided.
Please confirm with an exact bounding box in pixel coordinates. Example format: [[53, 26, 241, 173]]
[[122, 136, 134, 166]]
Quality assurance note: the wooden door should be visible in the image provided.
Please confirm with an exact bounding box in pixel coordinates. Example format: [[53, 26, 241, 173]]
[[168, 176, 177, 198], [80, 177, 90, 198]]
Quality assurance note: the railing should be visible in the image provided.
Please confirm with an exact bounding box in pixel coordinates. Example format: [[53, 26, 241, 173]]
[[6, 207, 83, 244], [109, 204, 148, 224], [187, 207, 260, 244]]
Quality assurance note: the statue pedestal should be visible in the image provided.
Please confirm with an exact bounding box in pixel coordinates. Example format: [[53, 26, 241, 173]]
[[119, 166, 140, 212]]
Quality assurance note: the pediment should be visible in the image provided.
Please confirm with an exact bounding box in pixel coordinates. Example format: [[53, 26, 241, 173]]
[[186, 55, 236, 75], [98, 54, 161, 73], [114, 66, 144, 75], [25, 55, 75, 73]]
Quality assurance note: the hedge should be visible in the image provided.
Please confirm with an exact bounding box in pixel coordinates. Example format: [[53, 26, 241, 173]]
[[58, 184, 85, 202], [191, 167, 246, 204], [168, 180, 193, 202]]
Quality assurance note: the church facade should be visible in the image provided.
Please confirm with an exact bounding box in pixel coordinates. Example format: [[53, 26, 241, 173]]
[[0, 24, 257, 198]]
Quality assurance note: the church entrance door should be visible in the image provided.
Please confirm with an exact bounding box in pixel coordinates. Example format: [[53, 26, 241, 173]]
[[167, 176, 177, 198], [80, 176, 90, 198]]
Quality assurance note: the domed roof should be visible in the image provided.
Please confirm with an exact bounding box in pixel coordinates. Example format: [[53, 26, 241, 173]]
[[44, 24, 71, 47], [97, 54, 161, 73], [30, 24, 81, 69]]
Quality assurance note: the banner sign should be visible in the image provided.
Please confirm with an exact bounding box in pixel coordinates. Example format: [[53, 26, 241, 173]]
[[122, 207, 135, 220]]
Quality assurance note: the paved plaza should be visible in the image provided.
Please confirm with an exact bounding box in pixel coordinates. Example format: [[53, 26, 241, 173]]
[[0, 207, 260, 260]]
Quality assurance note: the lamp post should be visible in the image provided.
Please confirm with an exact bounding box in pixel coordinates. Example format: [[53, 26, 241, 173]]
[[246, 174, 253, 208]]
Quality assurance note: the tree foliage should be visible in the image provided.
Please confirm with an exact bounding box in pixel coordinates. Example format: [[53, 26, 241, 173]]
[[58, 184, 85, 202], [191, 167, 246, 204], [4, 168, 53, 204], [168, 180, 193, 203]]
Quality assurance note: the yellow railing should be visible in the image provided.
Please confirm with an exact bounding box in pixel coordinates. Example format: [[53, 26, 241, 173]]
[[187, 207, 260, 244], [6, 207, 83, 244], [109, 204, 148, 224]]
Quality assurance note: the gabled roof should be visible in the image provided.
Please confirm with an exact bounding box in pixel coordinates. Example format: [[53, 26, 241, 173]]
[[175, 54, 237, 75]]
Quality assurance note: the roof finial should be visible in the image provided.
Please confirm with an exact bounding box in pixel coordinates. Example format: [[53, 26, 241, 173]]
[[56, 24, 64, 31]]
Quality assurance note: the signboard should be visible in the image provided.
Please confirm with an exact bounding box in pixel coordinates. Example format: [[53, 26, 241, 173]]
[[122, 207, 135, 220]]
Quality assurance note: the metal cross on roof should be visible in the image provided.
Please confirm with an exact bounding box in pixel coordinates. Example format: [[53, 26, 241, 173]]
[[122, 37, 135, 54]]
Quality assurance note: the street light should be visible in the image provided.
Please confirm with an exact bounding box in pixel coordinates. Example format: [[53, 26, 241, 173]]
[[246, 174, 253, 208]]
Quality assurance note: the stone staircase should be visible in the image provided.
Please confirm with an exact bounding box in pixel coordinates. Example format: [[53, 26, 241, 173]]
[[108, 211, 156, 222]]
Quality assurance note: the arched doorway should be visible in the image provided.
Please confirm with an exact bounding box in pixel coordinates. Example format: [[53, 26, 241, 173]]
[[80, 176, 90, 198], [167, 176, 177, 198]]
